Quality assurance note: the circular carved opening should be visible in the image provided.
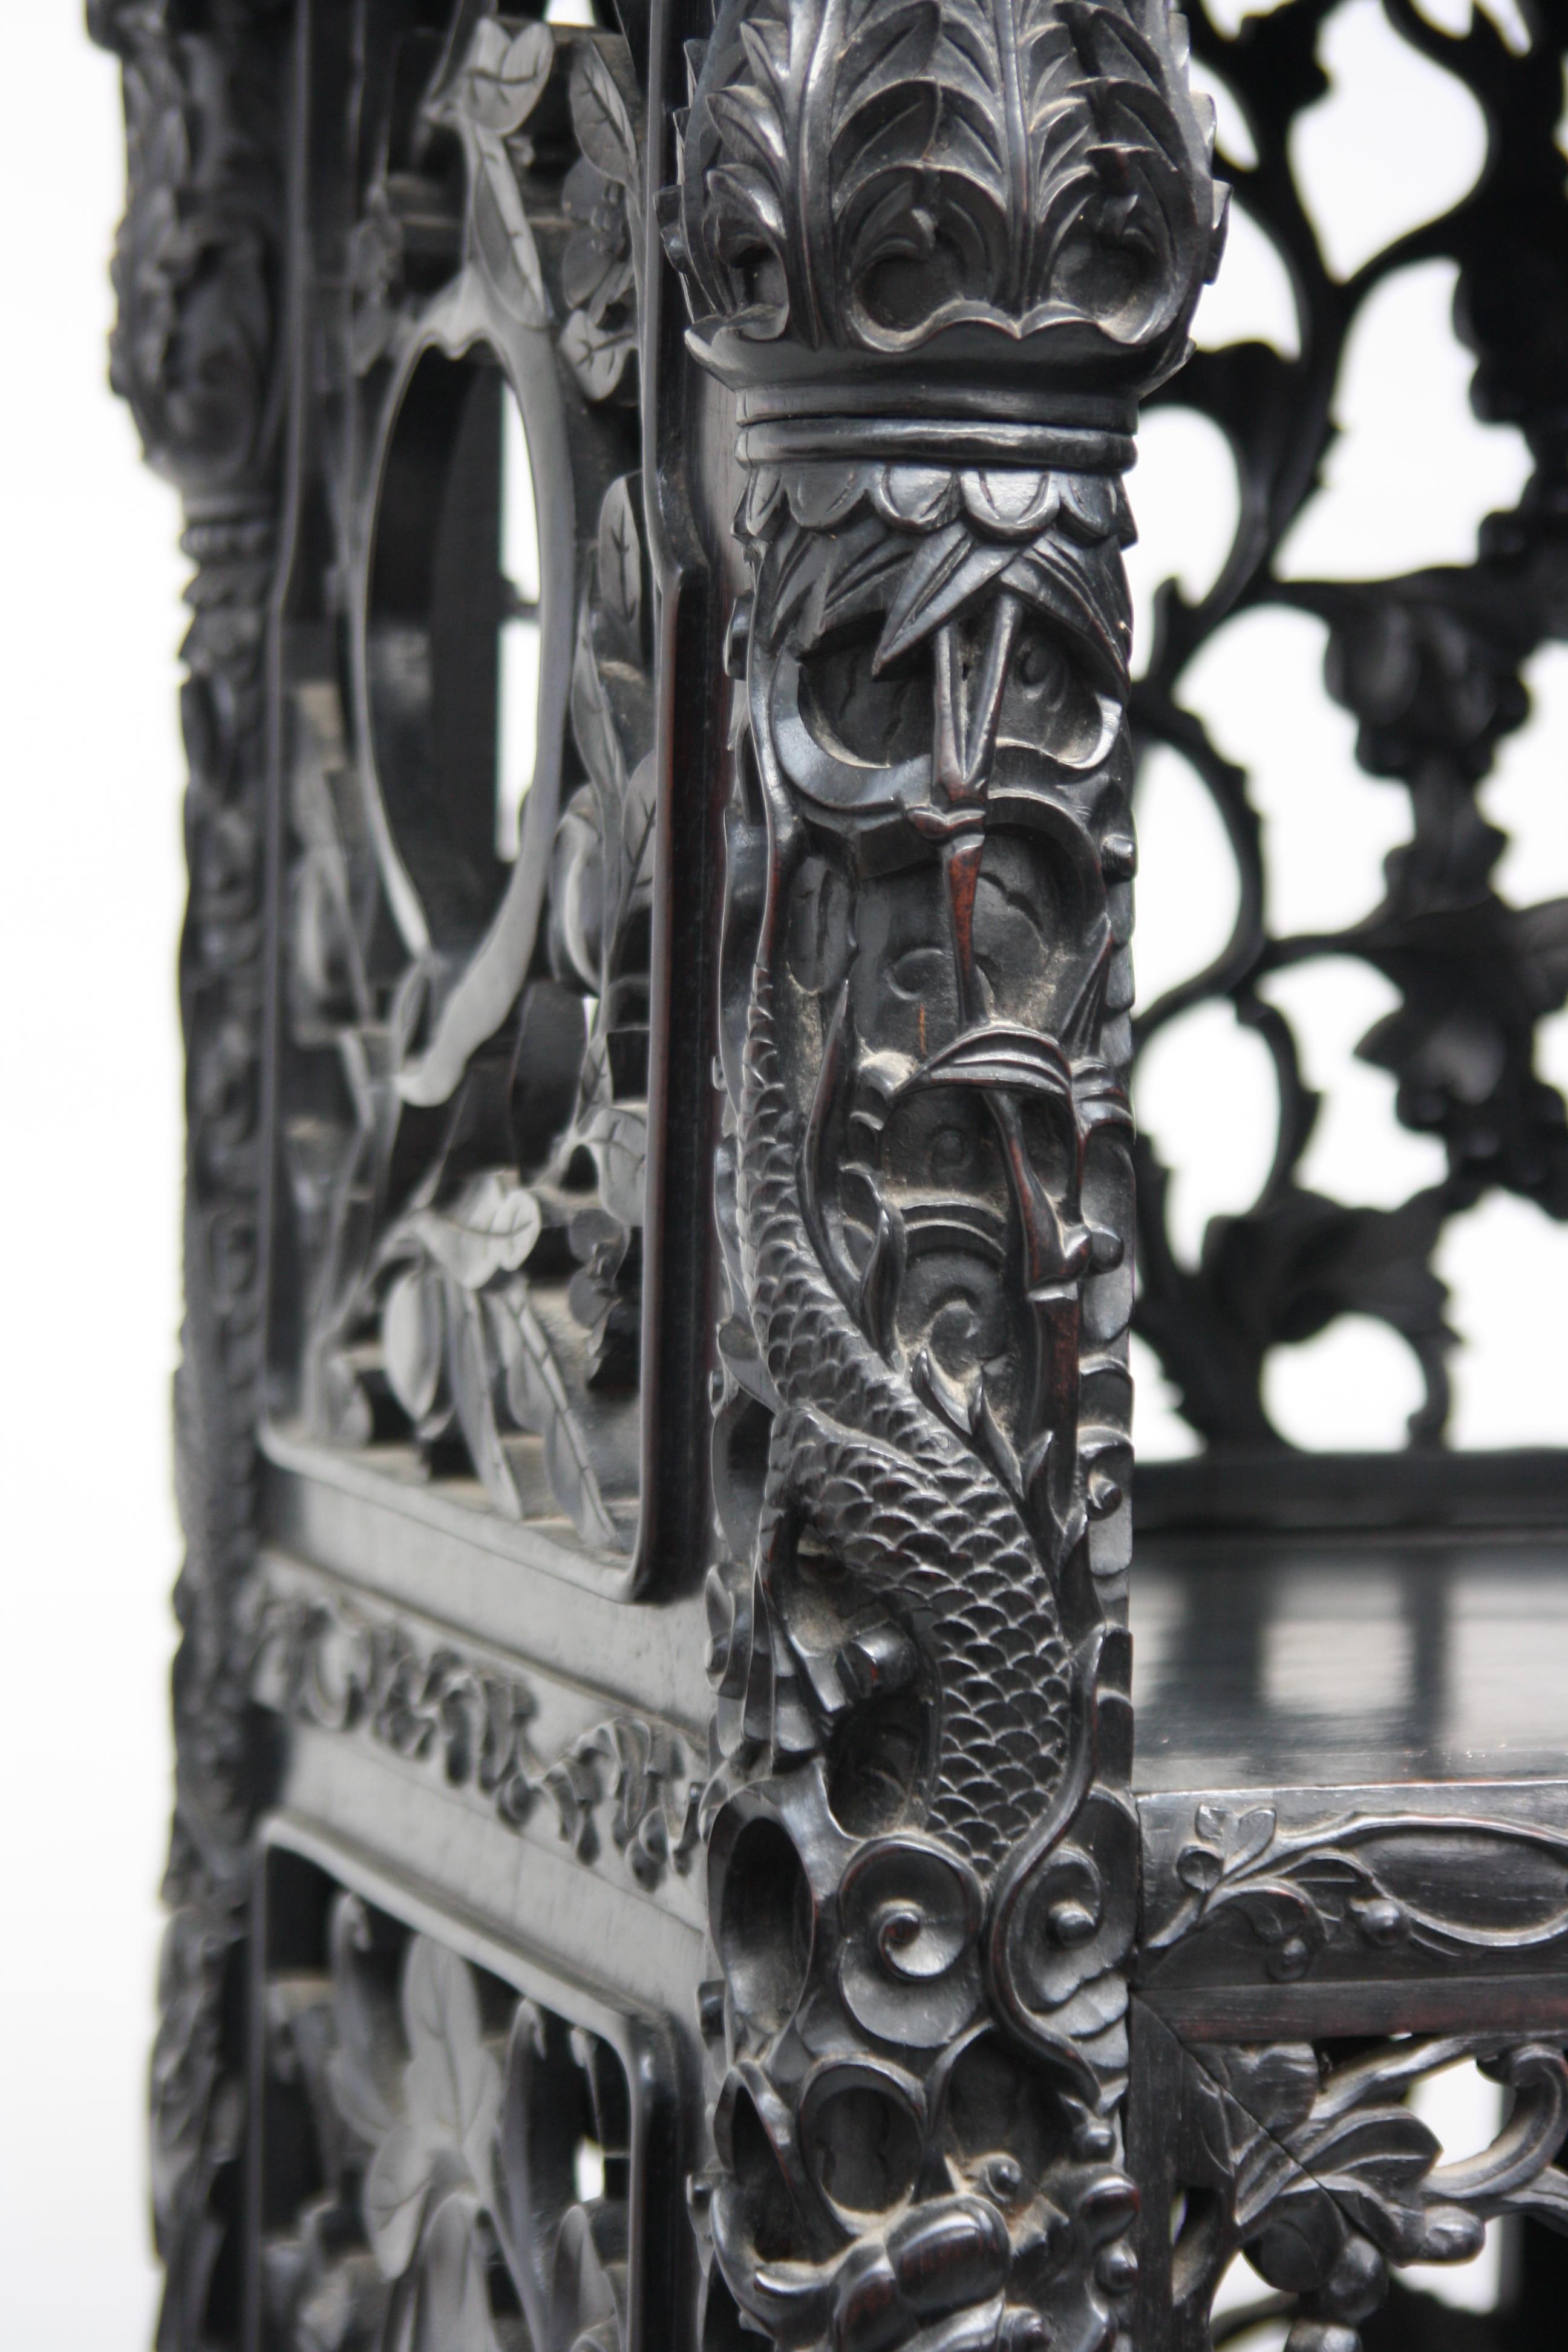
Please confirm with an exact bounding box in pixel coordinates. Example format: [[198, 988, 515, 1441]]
[[827, 1689, 930, 1838], [801, 2069, 922, 2221], [366, 347, 542, 951], [940, 2031, 1070, 2194], [728, 2082, 809, 2262], [714, 1814, 814, 2037]]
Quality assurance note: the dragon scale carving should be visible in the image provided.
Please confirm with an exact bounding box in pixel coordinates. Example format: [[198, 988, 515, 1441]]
[[85, 0, 1568, 2346], [675, 4, 1222, 2347]]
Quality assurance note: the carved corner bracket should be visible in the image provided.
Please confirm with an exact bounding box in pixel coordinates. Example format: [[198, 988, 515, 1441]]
[[1131, 2003, 1568, 2352]]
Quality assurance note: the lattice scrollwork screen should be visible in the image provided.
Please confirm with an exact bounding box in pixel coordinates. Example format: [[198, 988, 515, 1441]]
[[1125, 0, 1568, 1465]]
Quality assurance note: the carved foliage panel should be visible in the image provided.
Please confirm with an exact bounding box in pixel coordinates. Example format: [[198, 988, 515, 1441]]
[[258, 1851, 652, 2352], [1133, 2005, 1568, 2351], [273, 2, 661, 1564], [1131, 1780, 1568, 2346]]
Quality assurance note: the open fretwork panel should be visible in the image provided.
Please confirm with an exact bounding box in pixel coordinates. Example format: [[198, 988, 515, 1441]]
[[93, 1, 1568, 2348]]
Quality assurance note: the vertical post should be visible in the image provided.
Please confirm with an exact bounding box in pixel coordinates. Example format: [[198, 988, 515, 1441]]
[[90, 2, 289, 2339], [665, 3, 1221, 2345]]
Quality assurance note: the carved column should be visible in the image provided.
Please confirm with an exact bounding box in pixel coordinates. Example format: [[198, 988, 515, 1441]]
[[668, 5, 1222, 2348], [90, 2, 287, 2340]]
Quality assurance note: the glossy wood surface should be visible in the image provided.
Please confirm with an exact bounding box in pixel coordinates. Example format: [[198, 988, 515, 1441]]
[[1132, 1534, 1568, 1790]]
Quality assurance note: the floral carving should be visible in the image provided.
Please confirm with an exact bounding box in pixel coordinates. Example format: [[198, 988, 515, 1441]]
[[250, 1581, 702, 1894], [272, 9, 658, 1558], [288, 431, 655, 1540], [375, 1172, 624, 1546], [674, 0, 1223, 379], [263, 1892, 633, 2352], [1145, 1799, 1568, 1985], [328, 464, 657, 1540]]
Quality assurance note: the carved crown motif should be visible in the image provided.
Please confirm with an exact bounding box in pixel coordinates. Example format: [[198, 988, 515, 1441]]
[[671, 0, 1224, 415]]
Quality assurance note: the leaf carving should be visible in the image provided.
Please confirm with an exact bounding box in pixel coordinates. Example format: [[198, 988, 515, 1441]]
[[1175, 1843, 1223, 1895], [448, 1282, 522, 1519], [560, 308, 636, 400], [405, 1174, 543, 1293], [459, 21, 554, 134], [489, 1282, 621, 1550], [575, 1103, 648, 1230], [682, 0, 1214, 354], [383, 1263, 446, 1425], [599, 476, 642, 642], [404, 2189, 503, 2352], [401, 1938, 502, 2192], [875, 525, 1016, 669], [327, 1896, 403, 2150], [469, 140, 550, 327], [365, 2114, 436, 2280], [569, 40, 641, 198], [430, 22, 554, 327]]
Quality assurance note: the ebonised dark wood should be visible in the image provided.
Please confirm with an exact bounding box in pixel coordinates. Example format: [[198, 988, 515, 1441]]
[[92, 3, 1568, 2348]]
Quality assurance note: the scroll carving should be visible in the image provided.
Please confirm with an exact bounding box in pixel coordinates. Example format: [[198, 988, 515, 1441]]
[[672, 5, 1221, 2347], [1144, 1797, 1568, 1987]]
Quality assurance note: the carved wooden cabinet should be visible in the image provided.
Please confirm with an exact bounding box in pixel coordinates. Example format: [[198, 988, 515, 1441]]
[[93, 1, 1568, 2348]]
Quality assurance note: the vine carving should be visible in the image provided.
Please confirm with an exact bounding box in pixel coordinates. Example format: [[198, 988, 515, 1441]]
[[262, 1888, 635, 2352], [251, 1582, 702, 1894], [278, 16, 658, 1557], [1144, 1797, 1568, 1985]]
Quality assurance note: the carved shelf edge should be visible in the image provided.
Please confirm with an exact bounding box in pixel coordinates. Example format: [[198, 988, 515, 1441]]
[[261, 1422, 639, 1599], [252, 1555, 707, 1915], [259, 1458, 714, 1736], [1139, 1782, 1568, 2040], [1137, 1450, 1568, 1537]]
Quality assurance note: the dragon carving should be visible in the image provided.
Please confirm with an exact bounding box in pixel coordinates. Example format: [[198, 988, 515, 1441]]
[[671, 2, 1222, 2348]]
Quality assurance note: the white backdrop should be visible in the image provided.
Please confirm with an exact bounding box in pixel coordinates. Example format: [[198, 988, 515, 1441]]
[[1, 2, 1561, 2342], [1, 13, 183, 2341]]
